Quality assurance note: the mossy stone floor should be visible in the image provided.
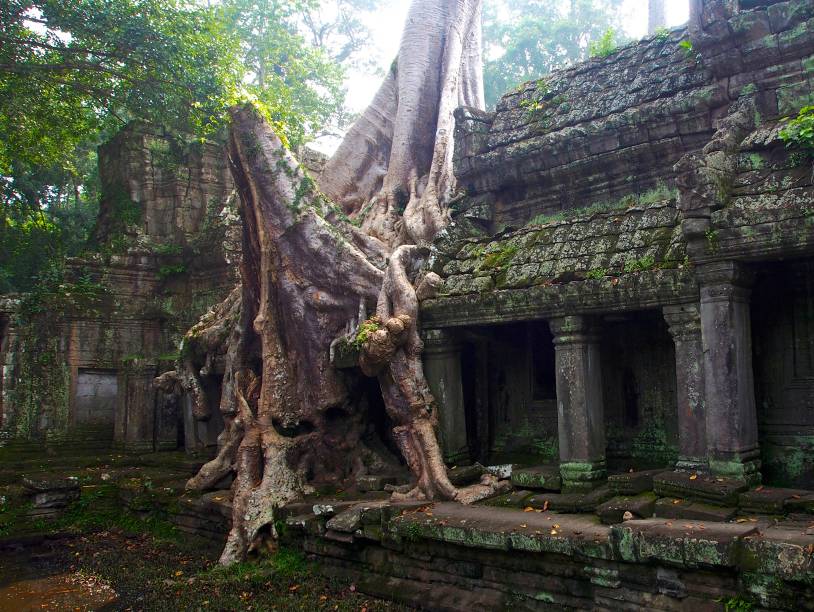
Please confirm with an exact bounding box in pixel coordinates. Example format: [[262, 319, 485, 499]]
[[0, 448, 407, 610]]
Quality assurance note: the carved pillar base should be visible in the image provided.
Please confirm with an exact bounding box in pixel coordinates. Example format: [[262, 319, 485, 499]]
[[550, 316, 606, 493]]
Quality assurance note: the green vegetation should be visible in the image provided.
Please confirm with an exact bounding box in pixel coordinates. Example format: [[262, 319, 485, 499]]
[[780, 105, 814, 151], [157, 263, 187, 280], [720, 596, 754, 612], [353, 317, 383, 349], [8, 266, 108, 438], [482, 244, 519, 269], [586, 268, 608, 280], [623, 255, 656, 273], [679, 39, 694, 57], [654, 27, 671, 42], [1, 0, 387, 293], [589, 28, 621, 58], [526, 183, 677, 227], [705, 228, 720, 253], [482, 0, 627, 108]]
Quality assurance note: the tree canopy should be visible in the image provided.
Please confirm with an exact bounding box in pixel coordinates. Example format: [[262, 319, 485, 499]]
[[0, 0, 383, 292], [482, 0, 626, 108]]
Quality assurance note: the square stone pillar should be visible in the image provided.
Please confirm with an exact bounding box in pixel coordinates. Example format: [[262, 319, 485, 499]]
[[550, 316, 606, 493], [663, 303, 708, 472], [115, 360, 158, 452], [422, 328, 469, 465], [698, 261, 761, 484]]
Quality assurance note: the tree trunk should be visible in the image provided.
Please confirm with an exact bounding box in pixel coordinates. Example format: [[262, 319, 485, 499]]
[[318, 0, 485, 248], [648, 0, 666, 35], [182, 0, 506, 566]]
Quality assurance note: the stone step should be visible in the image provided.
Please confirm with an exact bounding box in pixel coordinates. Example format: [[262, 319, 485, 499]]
[[595, 493, 657, 525], [654, 497, 737, 522], [527, 486, 613, 513], [607, 469, 663, 496], [510, 465, 562, 491], [653, 471, 748, 506], [739, 487, 812, 514], [479, 489, 534, 508]]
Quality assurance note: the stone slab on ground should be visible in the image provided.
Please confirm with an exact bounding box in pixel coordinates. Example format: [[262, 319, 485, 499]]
[[596, 493, 657, 525], [356, 475, 399, 492], [389, 502, 614, 559], [607, 469, 663, 496], [510, 465, 562, 491], [784, 493, 814, 514], [22, 476, 81, 492], [739, 487, 811, 514], [654, 497, 737, 522], [653, 471, 748, 506], [447, 464, 487, 487], [527, 485, 613, 513], [325, 501, 390, 534], [611, 518, 760, 568], [479, 489, 534, 508]]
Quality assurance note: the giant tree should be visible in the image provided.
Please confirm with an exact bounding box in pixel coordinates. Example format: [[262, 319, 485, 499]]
[[177, 0, 507, 565]]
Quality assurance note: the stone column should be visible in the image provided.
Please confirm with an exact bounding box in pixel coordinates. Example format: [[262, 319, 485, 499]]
[[698, 261, 761, 484], [115, 360, 158, 452], [663, 303, 708, 472], [550, 316, 606, 493], [423, 328, 469, 465]]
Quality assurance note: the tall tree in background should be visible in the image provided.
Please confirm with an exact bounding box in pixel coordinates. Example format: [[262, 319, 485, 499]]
[[648, 0, 666, 34], [0, 0, 389, 293], [482, 0, 625, 108]]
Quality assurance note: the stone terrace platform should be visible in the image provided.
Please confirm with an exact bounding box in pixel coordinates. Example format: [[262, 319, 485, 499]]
[[280, 466, 814, 611]]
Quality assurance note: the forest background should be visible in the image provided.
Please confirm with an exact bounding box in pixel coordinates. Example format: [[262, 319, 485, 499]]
[[0, 0, 686, 294]]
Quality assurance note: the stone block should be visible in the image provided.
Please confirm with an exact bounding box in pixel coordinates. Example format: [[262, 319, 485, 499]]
[[784, 492, 814, 514], [447, 464, 486, 487], [480, 489, 535, 508], [607, 469, 663, 496], [357, 475, 399, 492], [596, 494, 657, 525], [528, 486, 613, 513], [510, 465, 562, 491], [654, 498, 737, 522], [653, 471, 748, 506], [739, 487, 811, 514], [612, 519, 759, 568]]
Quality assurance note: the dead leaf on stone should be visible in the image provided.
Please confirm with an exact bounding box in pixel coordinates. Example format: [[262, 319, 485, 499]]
[[550, 529, 558, 535], [523, 507, 534, 512], [792, 494, 802, 499], [520, 524, 527, 528], [666, 522, 673, 527], [806, 544, 814, 555], [689, 474, 698, 480], [543, 501, 550, 511], [672, 499, 681, 504], [755, 486, 764, 492], [736, 518, 748, 523]]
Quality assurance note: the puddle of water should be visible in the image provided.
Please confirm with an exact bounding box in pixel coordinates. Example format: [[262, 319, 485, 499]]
[[0, 548, 118, 612], [0, 571, 118, 611]]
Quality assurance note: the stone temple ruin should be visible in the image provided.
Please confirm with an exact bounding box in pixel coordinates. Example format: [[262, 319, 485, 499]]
[[4, 0, 814, 608]]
